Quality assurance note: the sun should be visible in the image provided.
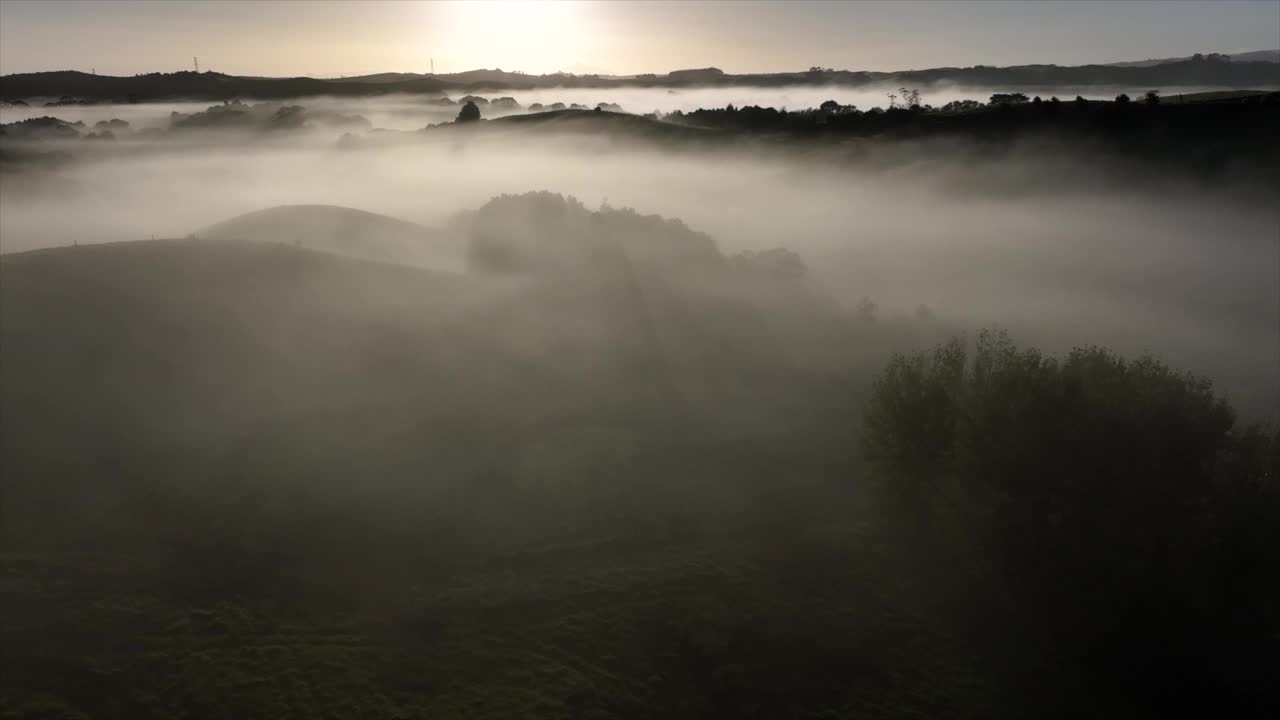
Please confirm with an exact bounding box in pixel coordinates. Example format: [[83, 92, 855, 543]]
[[446, 0, 580, 29], [433, 1, 588, 73]]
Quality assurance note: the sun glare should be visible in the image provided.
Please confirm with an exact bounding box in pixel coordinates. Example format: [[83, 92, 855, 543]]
[[433, 0, 588, 73]]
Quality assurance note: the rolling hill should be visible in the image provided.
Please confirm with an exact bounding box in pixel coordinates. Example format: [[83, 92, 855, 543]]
[[0, 194, 993, 718], [6, 189, 1266, 717], [1108, 49, 1279, 67], [198, 204, 463, 270]]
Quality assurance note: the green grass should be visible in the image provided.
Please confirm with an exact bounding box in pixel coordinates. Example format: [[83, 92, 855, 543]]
[[2, 524, 1000, 720]]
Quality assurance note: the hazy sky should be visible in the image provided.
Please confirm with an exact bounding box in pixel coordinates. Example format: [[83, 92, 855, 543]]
[[1, 0, 1277, 77]]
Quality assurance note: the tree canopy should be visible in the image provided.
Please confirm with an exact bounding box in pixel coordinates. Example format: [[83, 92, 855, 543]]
[[864, 330, 1280, 715], [456, 100, 481, 123]]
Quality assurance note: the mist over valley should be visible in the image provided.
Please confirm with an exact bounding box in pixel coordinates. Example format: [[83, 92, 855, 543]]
[[2, 3, 1279, 717]]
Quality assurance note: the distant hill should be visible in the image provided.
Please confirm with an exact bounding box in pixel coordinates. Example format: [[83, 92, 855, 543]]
[[435, 69, 540, 85], [4, 53, 1279, 102], [1109, 50, 1280, 67], [327, 72, 430, 84], [474, 108, 720, 142], [198, 204, 463, 270], [0, 70, 452, 103]]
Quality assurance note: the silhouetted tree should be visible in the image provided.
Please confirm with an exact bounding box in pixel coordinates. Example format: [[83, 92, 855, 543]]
[[456, 100, 481, 123], [1145, 89, 1161, 106], [1114, 93, 1131, 105], [988, 92, 1029, 105], [939, 99, 982, 113]]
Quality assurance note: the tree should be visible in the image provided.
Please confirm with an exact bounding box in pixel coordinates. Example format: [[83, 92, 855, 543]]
[[818, 100, 856, 115], [863, 330, 1280, 716], [1144, 89, 1160, 106], [730, 248, 808, 281], [855, 296, 877, 323], [456, 100, 481, 123], [988, 92, 1028, 105], [1114, 93, 1131, 105], [939, 99, 982, 113]]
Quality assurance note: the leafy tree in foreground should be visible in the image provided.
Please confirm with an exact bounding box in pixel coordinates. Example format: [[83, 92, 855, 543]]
[[863, 330, 1280, 716]]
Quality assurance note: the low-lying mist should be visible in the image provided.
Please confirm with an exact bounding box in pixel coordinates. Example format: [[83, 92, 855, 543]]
[[2, 90, 1277, 416], [3, 84, 1268, 129]]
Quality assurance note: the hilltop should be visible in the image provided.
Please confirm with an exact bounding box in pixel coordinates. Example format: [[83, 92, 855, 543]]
[[198, 204, 461, 269], [1107, 49, 1280, 67]]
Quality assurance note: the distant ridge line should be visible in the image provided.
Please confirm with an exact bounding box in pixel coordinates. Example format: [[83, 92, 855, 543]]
[[3, 52, 1279, 102]]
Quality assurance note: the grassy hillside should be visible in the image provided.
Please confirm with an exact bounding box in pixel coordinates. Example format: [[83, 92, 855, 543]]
[[0, 229, 1007, 719], [6, 193, 1272, 718]]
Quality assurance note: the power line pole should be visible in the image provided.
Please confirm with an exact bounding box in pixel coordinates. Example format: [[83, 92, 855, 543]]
[[194, 56, 200, 73]]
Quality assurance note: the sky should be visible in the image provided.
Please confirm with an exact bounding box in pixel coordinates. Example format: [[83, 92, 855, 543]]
[[1, 0, 1277, 77]]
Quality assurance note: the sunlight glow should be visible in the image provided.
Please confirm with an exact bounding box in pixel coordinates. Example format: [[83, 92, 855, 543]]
[[431, 0, 591, 74]]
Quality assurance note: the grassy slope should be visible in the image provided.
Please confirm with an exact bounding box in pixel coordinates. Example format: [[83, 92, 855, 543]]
[[3, 530, 999, 720], [0, 238, 1007, 719]]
